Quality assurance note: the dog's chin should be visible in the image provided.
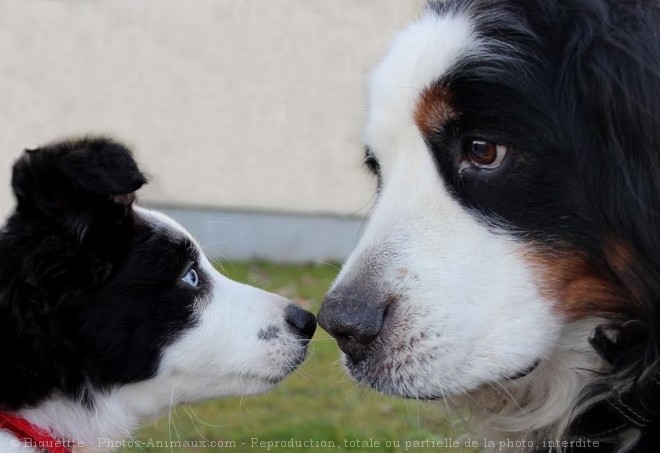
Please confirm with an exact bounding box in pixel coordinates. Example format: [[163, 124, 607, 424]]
[[184, 372, 288, 402], [242, 346, 310, 394], [169, 351, 309, 403], [340, 349, 540, 402], [230, 374, 284, 396], [233, 362, 309, 395], [339, 352, 441, 400]]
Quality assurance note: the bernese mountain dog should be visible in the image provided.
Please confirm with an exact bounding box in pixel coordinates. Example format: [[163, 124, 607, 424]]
[[318, 0, 660, 451]]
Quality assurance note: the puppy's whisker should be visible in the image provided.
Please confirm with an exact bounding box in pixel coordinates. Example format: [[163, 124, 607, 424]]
[[184, 406, 230, 429], [314, 260, 342, 272], [183, 406, 212, 443]]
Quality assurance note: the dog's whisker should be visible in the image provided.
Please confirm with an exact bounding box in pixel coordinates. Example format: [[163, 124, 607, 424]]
[[185, 406, 230, 429], [183, 406, 212, 443], [314, 260, 342, 272]]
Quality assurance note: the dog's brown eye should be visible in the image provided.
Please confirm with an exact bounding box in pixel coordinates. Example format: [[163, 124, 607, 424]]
[[465, 140, 507, 169]]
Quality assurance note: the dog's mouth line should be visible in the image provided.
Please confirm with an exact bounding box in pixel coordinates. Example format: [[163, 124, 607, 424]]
[[232, 371, 289, 385], [342, 347, 542, 401], [505, 359, 541, 381]]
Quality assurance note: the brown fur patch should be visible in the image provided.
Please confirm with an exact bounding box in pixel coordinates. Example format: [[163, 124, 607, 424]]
[[413, 84, 457, 136], [531, 247, 629, 320], [111, 192, 138, 206]]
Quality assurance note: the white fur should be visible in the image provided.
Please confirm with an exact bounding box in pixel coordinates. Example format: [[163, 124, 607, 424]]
[[332, 9, 607, 450], [1, 207, 307, 452], [461, 319, 606, 451]]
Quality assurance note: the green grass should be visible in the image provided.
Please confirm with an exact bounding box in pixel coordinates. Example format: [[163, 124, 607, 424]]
[[120, 262, 472, 453]]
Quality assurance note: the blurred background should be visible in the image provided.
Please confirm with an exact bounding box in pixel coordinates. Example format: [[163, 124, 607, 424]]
[[0, 2, 473, 452], [0, 0, 419, 263]]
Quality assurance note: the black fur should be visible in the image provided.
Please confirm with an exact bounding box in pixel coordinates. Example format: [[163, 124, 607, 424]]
[[411, 0, 660, 451], [0, 138, 203, 410]]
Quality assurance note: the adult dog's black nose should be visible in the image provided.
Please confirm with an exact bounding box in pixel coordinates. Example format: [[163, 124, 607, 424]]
[[284, 304, 317, 341], [317, 286, 387, 363]]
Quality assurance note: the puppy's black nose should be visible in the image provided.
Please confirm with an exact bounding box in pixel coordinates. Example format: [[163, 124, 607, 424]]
[[284, 304, 317, 341], [317, 287, 387, 363]]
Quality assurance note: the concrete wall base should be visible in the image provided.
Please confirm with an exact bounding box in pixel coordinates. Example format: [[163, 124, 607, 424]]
[[153, 205, 365, 264]]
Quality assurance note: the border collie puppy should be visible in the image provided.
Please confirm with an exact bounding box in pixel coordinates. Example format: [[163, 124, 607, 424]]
[[318, 0, 660, 451], [0, 137, 316, 452]]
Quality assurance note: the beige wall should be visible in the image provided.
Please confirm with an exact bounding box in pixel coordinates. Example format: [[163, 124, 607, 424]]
[[0, 0, 419, 221]]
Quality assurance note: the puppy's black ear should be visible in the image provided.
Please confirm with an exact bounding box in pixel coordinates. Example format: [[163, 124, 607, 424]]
[[12, 137, 146, 205], [56, 138, 146, 197], [10, 137, 147, 239]]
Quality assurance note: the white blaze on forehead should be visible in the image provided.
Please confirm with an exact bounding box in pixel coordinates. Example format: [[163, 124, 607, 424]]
[[133, 205, 199, 247], [337, 12, 481, 284], [365, 13, 476, 156]]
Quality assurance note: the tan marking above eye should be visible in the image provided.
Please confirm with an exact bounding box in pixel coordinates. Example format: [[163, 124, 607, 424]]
[[414, 86, 509, 172], [413, 84, 457, 136]]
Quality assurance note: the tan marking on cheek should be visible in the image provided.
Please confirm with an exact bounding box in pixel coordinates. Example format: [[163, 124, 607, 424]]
[[531, 250, 628, 320], [413, 84, 457, 136], [603, 238, 641, 297]]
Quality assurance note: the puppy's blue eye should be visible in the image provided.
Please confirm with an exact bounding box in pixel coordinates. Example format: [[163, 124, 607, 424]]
[[182, 268, 199, 288]]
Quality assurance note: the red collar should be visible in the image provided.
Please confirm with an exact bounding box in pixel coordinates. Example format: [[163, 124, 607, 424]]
[[0, 412, 74, 453]]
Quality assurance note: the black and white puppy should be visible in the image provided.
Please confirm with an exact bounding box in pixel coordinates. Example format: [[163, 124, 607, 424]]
[[319, 0, 660, 451], [0, 137, 316, 452]]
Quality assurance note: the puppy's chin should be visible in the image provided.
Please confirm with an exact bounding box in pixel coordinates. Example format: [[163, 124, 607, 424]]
[[210, 373, 284, 398], [234, 356, 311, 396], [166, 345, 311, 403]]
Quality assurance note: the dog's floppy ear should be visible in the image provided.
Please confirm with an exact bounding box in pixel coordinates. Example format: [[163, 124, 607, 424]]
[[12, 137, 146, 203], [11, 137, 147, 237], [54, 138, 146, 197]]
